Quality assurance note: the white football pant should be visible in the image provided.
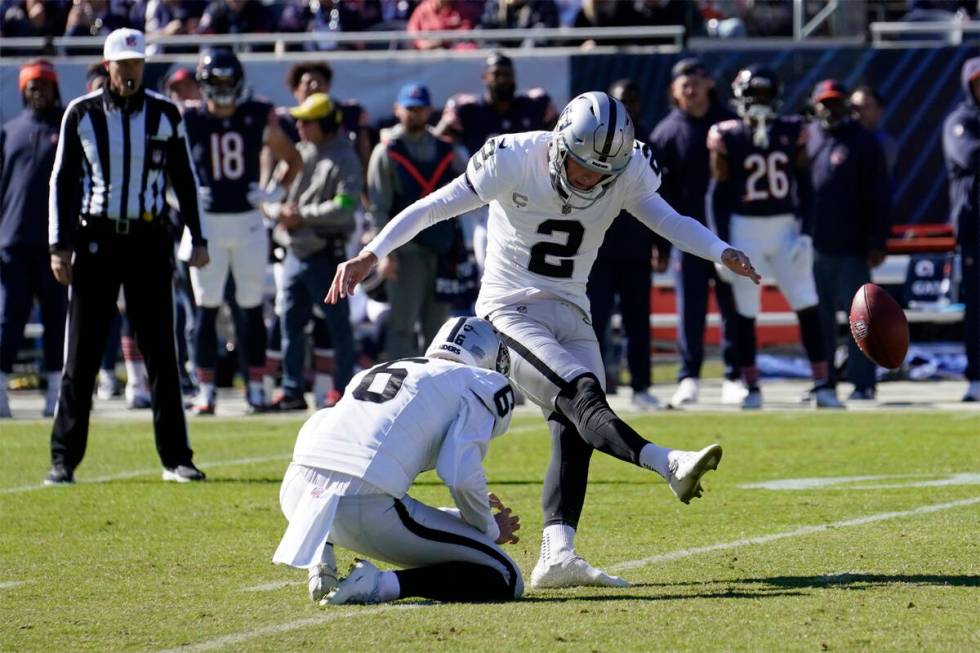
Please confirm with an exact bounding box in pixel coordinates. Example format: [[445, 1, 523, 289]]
[[727, 213, 818, 318], [182, 210, 267, 309], [277, 463, 522, 597], [487, 299, 605, 412]]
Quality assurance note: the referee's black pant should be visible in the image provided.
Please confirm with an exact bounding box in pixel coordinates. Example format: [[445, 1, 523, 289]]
[[51, 223, 193, 471]]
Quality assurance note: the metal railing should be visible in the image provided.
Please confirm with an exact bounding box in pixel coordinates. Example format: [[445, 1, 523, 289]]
[[793, 0, 841, 40], [870, 19, 980, 47], [0, 25, 686, 58]]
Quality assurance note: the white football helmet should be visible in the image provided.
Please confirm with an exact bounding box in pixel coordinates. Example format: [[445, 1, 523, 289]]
[[425, 317, 510, 375], [548, 91, 635, 210]]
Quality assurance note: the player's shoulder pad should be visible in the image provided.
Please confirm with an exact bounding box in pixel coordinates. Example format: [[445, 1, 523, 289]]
[[632, 139, 662, 177], [708, 120, 739, 152], [465, 369, 517, 430]]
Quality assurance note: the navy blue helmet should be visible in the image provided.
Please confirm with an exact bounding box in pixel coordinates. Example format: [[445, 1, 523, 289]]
[[731, 65, 781, 119], [196, 48, 244, 107]]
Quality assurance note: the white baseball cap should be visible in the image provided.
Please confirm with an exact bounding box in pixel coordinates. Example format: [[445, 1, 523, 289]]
[[103, 28, 145, 62]]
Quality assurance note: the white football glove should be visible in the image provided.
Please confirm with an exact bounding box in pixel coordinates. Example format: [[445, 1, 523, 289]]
[[197, 186, 212, 212], [247, 182, 286, 209], [789, 233, 813, 265]]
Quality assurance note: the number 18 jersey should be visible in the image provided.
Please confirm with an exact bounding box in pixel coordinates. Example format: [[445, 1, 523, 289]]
[[183, 99, 272, 214], [707, 116, 806, 218], [465, 130, 663, 316]]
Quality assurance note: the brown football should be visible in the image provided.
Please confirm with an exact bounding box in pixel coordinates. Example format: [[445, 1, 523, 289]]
[[849, 283, 909, 369]]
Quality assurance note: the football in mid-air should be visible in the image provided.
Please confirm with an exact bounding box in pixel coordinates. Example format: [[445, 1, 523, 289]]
[[849, 283, 909, 369]]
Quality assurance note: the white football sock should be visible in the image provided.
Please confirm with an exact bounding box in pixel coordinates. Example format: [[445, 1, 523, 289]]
[[541, 523, 576, 564], [124, 359, 147, 391], [197, 382, 215, 399], [640, 443, 672, 479], [377, 570, 400, 601]]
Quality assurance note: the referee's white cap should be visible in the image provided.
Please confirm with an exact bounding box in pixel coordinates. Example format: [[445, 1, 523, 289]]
[[104, 28, 146, 62]]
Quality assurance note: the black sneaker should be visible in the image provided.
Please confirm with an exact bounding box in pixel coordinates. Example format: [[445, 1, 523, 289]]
[[271, 393, 308, 411], [162, 463, 206, 483], [43, 464, 75, 486]]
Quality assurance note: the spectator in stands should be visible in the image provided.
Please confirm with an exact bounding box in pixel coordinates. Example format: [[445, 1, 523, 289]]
[[407, 0, 479, 50], [198, 0, 269, 39], [808, 79, 891, 402], [268, 93, 361, 411], [699, 1, 747, 37], [144, 0, 205, 54], [0, 59, 67, 419], [627, 0, 706, 43], [368, 83, 466, 358], [587, 78, 665, 411], [1, 0, 66, 38], [278, 0, 374, 50], [649, 58, 741, 407], [572, 0, 630, 46], [64, 0, 132, 36], [849, 85, 899, 181], [942, 57, 979, 403], [481, 0, 559, 46]]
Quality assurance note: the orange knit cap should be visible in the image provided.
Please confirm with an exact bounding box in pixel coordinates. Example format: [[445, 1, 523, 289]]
[[19, 59, 58, 94]]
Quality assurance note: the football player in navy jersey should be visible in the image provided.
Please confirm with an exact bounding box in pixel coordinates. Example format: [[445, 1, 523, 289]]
[[180, 49, 303, 414], [435, 51, 558, 157], [708, 65, 842, 409]]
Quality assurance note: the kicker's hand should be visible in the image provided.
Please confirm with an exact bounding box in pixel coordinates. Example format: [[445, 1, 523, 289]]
[[721, 247, 761, 285], [325, 250, 378, 304]]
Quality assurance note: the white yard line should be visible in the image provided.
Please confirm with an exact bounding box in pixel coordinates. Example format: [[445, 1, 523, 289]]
[[151, 605, 418, 653], [0, 454, 290, 496], [610, 495, 980, 572], [0, 580, 28, 590]]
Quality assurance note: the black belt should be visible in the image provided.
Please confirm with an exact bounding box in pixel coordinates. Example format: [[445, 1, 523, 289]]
[[81, 215, 162, 236]]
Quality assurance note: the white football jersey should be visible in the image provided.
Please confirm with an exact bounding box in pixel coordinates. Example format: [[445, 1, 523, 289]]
[[466, 131, 661, 316], [291, 357, 515, 534], [365, 130, 729, 317]]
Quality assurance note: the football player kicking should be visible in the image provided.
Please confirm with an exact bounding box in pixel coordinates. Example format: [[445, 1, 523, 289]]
[[273, 317, 523, 605], [708, 66, 842, 410], [327, 91, 760, 589], [180, 49, 302, 414]]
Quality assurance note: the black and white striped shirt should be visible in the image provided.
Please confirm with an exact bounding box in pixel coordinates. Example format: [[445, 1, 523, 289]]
[[48, 85, 206, 250]]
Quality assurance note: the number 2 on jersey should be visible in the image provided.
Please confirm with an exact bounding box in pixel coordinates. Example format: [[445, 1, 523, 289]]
[[209, 132, 245, 181], [743, 151, 789, 202], [528, 219, 584, 279]]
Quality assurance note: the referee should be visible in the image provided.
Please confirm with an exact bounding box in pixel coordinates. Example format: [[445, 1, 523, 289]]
[[45, 28, 210, 485]]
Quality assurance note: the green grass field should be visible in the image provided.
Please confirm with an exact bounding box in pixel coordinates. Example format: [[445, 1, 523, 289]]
[[2, 411, 978, 652]]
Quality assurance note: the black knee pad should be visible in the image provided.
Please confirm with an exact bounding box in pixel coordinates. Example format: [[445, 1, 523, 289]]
[[555, 373, 646, 465]]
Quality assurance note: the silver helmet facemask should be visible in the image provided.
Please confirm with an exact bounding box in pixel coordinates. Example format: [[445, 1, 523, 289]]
[[548, 92, 634, 211], [425, 317, 510, 375]]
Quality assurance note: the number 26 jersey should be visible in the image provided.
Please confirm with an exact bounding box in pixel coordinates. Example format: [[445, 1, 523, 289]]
[[707, 116, 806, 218], [466, 131, 664, 317]]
